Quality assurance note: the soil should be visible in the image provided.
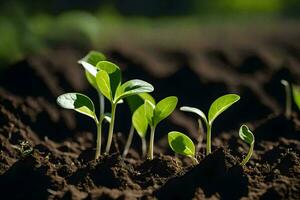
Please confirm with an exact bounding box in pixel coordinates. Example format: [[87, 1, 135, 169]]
[[1, 27, 300, 200]]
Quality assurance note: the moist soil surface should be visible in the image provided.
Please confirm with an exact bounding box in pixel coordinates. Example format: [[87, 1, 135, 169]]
[[1, 27, 300, 200]]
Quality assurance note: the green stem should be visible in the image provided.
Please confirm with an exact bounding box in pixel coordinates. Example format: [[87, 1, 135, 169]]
[[122, 124, 135, 157], [141, 137, 147, 158], [98, 92, 105, 117], [95, 121, 102, 160], [206, 123, 212, 155], [241, 143, 254, 166], [148, 126, 156, 160], [105, 103, 117, 153], [284, 82, 292, 119], [196, 119, 204, 154]]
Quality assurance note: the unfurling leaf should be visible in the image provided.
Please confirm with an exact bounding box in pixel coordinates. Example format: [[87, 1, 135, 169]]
[[239, 125, 254, 145]]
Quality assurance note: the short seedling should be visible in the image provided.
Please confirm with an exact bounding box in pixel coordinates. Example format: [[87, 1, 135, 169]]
[[95, 61, 154, 153], [144, 96, 178, 160], [180, 94, 240, 155], [57, 93, 110, 159], [123, 93, 155, 157], [281, 80, 292, 118], [239, 124, 255, 166], [168, 131, 198, 164]]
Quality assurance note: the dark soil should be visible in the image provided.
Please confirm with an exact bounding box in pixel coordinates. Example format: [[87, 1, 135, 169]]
[[1, 27, 300, 199]]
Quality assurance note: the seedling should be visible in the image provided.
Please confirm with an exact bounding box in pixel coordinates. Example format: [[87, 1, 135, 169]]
[[239, 125, 255, 166], [123, 93, 155, 158], [168, 131, 198, 164], [180, 94, 240, 155], [57, 93, 110, 159], [95, 61, 154, 153], [281, 80, 292, 119], [144, 96, 178, 159]]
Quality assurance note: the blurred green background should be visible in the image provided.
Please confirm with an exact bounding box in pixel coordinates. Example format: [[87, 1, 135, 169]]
[[1, 0, 300, 66]]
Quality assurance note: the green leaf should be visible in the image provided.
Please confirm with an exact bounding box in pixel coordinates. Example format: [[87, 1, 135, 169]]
[[126, 93, 155, 113], [96, 61, 121, 97], [153, 96, 178, 126], [80, 51, 106, 66], [78, 51, 106, 89], [85, 70, 98, 89], [208, 94, 240, 125], [239, 125, 254, 145], [132, 105, 148, 138], [96, 70, 112, 101], [292, 84, 300, 110], [144, 100, 155, 126], [180, 106, 208, 124], [114, 79, 154, 103], [57, 93, 96, 120], [168, 131, 195, 157]]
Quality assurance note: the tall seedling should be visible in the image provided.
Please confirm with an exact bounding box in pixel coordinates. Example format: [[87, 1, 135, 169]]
[[144, 96, 178, 159], [58, 51, 109, 160], [181, 94, 240, 155], [123, 93, 155, 157], [95, 61, 154, 153]]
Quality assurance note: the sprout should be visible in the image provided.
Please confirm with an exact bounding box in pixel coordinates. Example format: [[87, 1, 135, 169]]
[[168, 131, 198, 164], [239, 125, 255, 166], [57, 93, 111, 159], [57, 51, 153, 159], [144, 96, 178, 160], [180, 94, 240, 155], [122, 93, 155, 158], [281, 80, 292, 119], [95, 61, 154, 153]]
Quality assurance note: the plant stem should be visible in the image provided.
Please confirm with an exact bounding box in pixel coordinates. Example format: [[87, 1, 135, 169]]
[[105, 103, 117, 153], [141, 137, 147, 158], [206, 123, 212, 155], [284, 82, 292, 119], [122, 124, 135, 158], [148, 126, 156, 160], [95, 121, 102, 159], [241, 143, 254, 166], [98, 92, 105, 117], [196, 119, 204, 154]]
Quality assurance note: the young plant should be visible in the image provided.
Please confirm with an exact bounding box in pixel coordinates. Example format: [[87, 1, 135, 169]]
[[123, 93, 155, 158], [239, 124, 255, 166], [58, 51, 108, 160], [144, 96, 178, 160], [168, 131, 198, 164], [57, 93, 110, 159], [180, 94, 240, 155], [281, 80, 292, 119], [95, 61, 154, 153]]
